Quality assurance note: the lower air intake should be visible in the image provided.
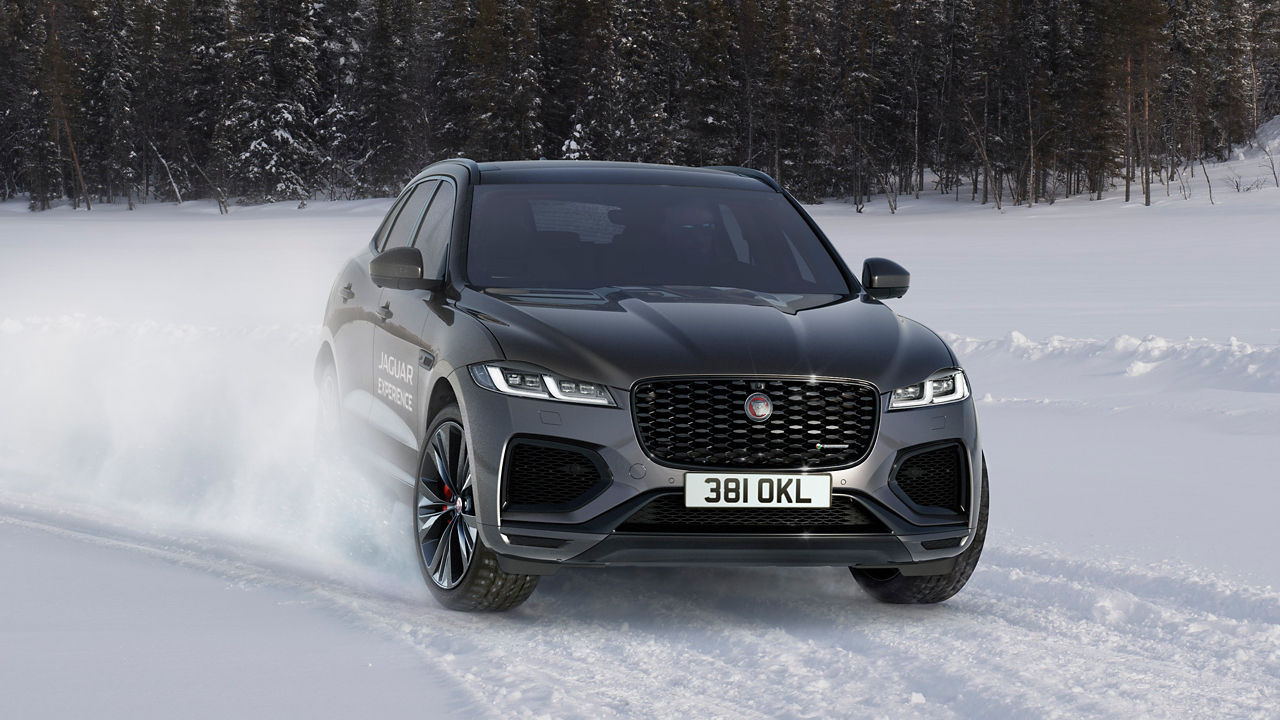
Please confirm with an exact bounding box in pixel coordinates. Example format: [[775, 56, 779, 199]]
[[891, 442, 966, 514], [616, 493, 887, 534], [503, 439, 609, 512]]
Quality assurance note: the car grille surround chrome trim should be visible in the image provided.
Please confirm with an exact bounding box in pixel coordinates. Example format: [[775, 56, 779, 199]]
[[631, 375, 880, 471]]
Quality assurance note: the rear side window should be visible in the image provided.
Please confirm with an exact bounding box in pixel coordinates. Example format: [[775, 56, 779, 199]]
[[414, 181, 455, 280], [381, 180, 438, 251]]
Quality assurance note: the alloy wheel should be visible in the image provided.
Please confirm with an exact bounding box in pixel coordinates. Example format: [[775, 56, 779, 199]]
[[416, 420, 478, 590]]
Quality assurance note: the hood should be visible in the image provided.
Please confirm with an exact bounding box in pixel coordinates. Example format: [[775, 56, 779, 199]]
[[458, 286, 955, 394]]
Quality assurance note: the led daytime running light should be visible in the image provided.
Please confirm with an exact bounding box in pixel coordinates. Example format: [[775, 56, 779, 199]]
[[471, 363, 617, 407], [889, 369, 969, 410]]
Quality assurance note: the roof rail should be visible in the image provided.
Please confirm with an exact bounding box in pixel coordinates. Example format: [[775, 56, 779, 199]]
[[704, 166, 782, 192]]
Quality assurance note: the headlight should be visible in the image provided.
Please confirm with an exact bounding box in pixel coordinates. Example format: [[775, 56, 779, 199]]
[[468, 363, 617, 407], [888, 369, 969, 410]]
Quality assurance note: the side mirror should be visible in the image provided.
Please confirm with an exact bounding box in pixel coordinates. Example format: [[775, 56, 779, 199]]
[[370, 246, 444, 291], [861, 257, 910, 300]]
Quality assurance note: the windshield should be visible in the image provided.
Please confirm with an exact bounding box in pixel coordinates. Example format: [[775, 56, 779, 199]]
[[466, 184, 850, 295]]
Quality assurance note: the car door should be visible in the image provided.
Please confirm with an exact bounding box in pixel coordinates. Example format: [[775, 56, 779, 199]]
[[327, 188, 422, 439], [369, 178, 451, 482]]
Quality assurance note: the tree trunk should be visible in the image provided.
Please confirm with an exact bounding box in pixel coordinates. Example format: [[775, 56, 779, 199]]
[[914, 90, 922, 199], [1143, 47, 1151, 207], [1026, 89, 1034, 207], [1250, 49, 1259, 133], [1125, 53, 1132, 203], [148, 138, 183, 203], [1200, 158, 1215, 205]]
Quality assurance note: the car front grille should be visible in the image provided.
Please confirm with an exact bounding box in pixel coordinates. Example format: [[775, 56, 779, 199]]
[[503, 439, 609, 511], [616, 493, 887, 534], [631, 377, 878, 469], [891, 442, 966, 514]]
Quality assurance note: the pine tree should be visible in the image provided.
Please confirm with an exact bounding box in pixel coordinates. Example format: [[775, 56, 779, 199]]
[[760, 0, 795, 184], [361, 0, 428, 194], [426, 0, 473, 161], [313, 0, 366, 198], [1247, 0, 1280, 127], [562, 1, 627, 159], [462, 0, 544, 159], [534, 0, 590, 157], [3, 0, 1279, 208], [1205, 0, 1252, 154], [223, 0, 322, 203], [0, 0, 28, 200], [782, 0, 835, 199], [680, 0, 741, 166], [25, 4, 70, 210], [83, 0, 140, 205], [829, 1, 891, 205]]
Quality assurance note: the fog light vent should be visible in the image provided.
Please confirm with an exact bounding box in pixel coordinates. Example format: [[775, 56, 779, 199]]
[[503, 439, 609, 511]]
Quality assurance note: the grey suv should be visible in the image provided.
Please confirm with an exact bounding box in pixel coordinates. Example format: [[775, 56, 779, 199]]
[[317, 160, 988, 611]]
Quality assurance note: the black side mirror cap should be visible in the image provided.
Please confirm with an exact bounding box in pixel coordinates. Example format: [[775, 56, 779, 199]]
[[370, 246, 444, 291], [861, 257, 910, 300]]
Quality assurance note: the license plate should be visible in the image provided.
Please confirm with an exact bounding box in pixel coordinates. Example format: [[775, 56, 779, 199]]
[[684, 473, 831, 508]]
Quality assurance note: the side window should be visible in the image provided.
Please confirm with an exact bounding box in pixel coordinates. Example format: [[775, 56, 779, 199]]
[[414, 181, 456, 280], [372, 193, 410, 248], [381, 180, 438, 252]]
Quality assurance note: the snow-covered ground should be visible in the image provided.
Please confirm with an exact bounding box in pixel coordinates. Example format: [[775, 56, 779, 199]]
[[2, 157, 1279, 718]]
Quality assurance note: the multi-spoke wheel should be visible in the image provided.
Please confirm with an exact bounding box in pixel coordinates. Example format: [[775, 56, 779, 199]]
[[416, 419, 478, 589], [414, 404, 540, 611]]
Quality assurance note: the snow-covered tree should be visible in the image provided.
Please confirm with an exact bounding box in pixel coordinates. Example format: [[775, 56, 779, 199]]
[[313, 0, 366, 198], [3, 0, 1280, 208], [359, 0, 428, 195], [82, 0, 139, 205], [222, 0, 322, 203]]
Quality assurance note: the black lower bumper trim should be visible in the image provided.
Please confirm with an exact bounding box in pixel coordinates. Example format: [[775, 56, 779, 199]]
[[493, 533, 962, 575], [564, 532, 916, 567]]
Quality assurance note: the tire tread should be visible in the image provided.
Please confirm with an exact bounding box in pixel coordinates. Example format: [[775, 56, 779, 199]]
[[419, 403, 539, 612], [437, 546, 540, 612]]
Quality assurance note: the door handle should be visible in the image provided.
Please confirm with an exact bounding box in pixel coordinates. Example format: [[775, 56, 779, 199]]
[[339, 283, 354, 301], [376, 302, 393, 321]]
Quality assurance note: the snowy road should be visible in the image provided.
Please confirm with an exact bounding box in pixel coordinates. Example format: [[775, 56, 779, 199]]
[[3, 499, 1277, 719], [3, 163, 1280, 718]]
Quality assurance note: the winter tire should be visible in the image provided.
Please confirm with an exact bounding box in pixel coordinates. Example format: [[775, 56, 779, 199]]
[[851, 460, 989, 604], [415, 404, 538, 611]]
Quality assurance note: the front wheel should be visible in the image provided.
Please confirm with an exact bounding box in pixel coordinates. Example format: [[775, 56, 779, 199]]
[[414, 404, 538, 611], [851, 460, 989, 604]]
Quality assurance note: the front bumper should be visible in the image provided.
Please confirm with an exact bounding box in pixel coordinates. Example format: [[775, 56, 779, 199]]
[[456, 371, 983, 574]]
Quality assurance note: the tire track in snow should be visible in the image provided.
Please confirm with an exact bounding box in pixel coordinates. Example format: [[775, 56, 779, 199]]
[[5, 502, 1275, 719]]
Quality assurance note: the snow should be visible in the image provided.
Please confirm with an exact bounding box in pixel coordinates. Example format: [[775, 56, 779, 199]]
[[2, 167, 1280, 717], [0, 515, 451, 720], [1251, 114, 1280, 157]]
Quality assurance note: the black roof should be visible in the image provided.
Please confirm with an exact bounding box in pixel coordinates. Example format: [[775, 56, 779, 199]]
[[468, 160, 776, 192]]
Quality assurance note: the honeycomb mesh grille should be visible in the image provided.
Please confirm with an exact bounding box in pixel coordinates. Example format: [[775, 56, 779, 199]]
[[893, 444, 964, 513], [504, 441, 606, 509], [616, 494, 887, 534], [631, 377, 878, 469]]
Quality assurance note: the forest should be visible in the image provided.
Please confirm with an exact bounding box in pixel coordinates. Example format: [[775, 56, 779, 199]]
[[2, 0, 1278, 211]]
